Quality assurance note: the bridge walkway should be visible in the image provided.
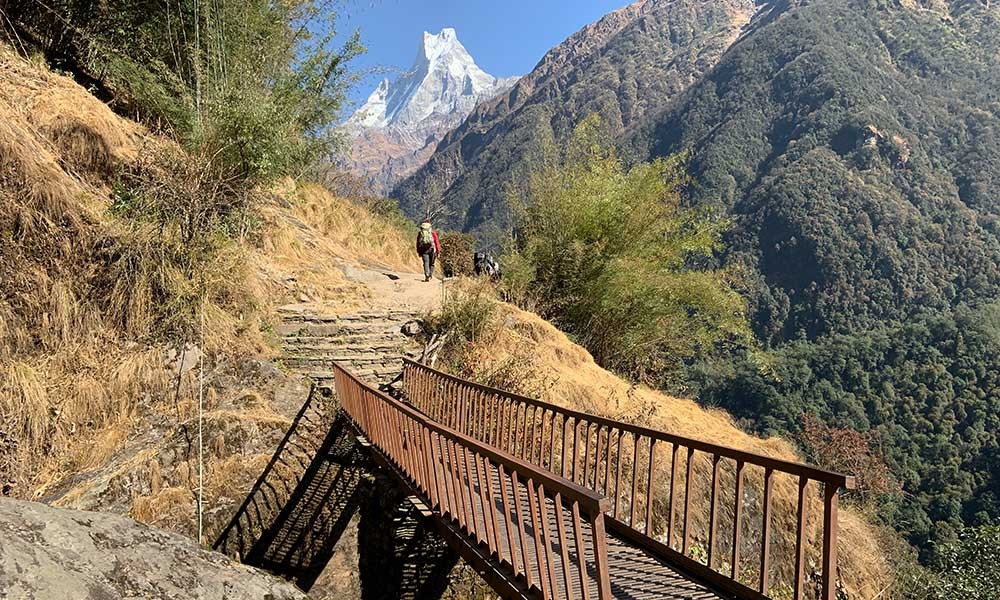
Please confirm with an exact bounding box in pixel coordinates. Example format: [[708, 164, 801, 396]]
[[334, 361, 853, 600]]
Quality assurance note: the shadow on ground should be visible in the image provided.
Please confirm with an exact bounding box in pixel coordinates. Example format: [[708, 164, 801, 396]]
[[360, 474, 460, 600], [214, 387, 461, 599]]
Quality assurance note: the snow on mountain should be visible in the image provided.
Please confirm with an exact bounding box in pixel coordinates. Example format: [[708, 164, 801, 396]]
[[343, 28, 518, 194], [349, 28, 517, 131]]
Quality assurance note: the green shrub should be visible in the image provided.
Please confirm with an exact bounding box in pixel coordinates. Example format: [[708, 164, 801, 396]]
[[496, 251, 536, 307], [424, 284, 498, 350], [112, 144, 254, 244], [506, 115, 752, 385], [422, 283, 551, 399], [930, 526, 1000, 600], [107, 144, 258, 341], [438, 231, 476, 278], [9, 0, 363, 182]]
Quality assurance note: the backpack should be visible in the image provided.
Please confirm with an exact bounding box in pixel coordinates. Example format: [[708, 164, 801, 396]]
[[418, 228, 434, 250]]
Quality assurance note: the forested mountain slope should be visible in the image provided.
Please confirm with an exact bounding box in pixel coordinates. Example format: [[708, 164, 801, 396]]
[[637, 0, 1000, 342], [636, 0, 1000, 555], [397, 0, 1000, 561], [394, 0, 763, 233]]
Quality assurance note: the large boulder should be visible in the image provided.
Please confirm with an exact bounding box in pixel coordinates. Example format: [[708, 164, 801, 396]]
[[0, 498, 306, 600]]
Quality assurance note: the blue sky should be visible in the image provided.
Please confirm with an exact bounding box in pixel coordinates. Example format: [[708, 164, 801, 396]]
[[338, 0, 631, 106]]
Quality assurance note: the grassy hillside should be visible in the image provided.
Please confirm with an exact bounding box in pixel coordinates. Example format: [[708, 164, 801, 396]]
[[429, 287, 891, 599], [0, 45, 412, 538]]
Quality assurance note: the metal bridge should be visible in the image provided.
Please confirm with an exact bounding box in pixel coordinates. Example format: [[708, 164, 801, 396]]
[[331, 359, 853, 600]]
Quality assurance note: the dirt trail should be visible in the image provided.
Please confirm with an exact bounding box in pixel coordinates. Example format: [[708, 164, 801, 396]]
[[340, 259, 445, 313], [278, 256, 445, 317]]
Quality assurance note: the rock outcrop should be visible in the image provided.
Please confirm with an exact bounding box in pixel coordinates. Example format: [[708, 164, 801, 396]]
[[0, 498, 306, 599]]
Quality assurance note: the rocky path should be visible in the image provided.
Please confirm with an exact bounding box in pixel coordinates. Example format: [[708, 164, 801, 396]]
[[278, 262, 445, 387], [278, 309, 424, 387]]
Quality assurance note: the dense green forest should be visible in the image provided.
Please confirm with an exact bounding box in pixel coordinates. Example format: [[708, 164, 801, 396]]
[[635, 0, 1000, 561], [692, 303, 1000, 559], [639, 0, 1000, 342]]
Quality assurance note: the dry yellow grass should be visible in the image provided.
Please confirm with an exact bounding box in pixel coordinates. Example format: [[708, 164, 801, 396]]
[[292, 182, 414, 270], [460, 302, 890, 599], [0, 362, 49, 445], [130, 486, 196, 529], [0, 39, 424, 562], [0, 43, 267, 501], [254, 181, 417, 308], [255, 201, 359, 306], [5, 346, 170, 491], [105, 404, 287, 539], [0, 49, 141, 164]]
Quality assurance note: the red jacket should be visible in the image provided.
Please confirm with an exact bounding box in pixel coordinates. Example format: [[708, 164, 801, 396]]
[[416, 230, 441, 255]]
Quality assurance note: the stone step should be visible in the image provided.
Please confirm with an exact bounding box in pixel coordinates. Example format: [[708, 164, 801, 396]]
[[283, 342, 405, 356], [277, 310, 421, 324], [281, 331, 408, 346], [284, 355, 402, 367], [306, 365, 401, 383], [278, 310, 417, 387], [284, 352, 405, 364], [281, 338, 407, 350], [282, 337, 409, 349], [282, 354, 403, 370], [277, 321, 410, 337]]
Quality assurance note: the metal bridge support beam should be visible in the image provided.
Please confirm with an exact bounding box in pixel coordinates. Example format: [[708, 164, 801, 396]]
[[359, 473, 490, 600]]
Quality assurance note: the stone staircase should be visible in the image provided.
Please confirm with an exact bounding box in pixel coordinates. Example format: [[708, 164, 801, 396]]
[[278, 308, 424, 388]]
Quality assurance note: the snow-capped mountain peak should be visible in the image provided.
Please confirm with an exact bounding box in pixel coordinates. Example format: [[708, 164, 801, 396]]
[[348, 28, 517, 132], [420, 27, 464, 64], [343, 28, 519, 195]]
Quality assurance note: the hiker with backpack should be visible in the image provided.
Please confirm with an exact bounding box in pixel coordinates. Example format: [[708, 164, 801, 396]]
[[474, 251, 502, 282], [416, 221, 441, 282]]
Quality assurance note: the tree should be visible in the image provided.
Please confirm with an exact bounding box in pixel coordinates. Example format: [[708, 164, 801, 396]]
[[931, 526, 1000, 600], [798, 414, 900, 509], [4, 0, 364, 181], [505, 115, 751, 385]]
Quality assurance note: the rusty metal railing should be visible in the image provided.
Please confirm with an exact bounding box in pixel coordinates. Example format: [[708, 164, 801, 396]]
[[402, 359, 855, 600], [334, 363, 614, 600]]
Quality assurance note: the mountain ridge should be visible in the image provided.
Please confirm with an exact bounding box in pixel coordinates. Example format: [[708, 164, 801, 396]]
[[343, 28, 517, 196], [393, 0, 764, 233]]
